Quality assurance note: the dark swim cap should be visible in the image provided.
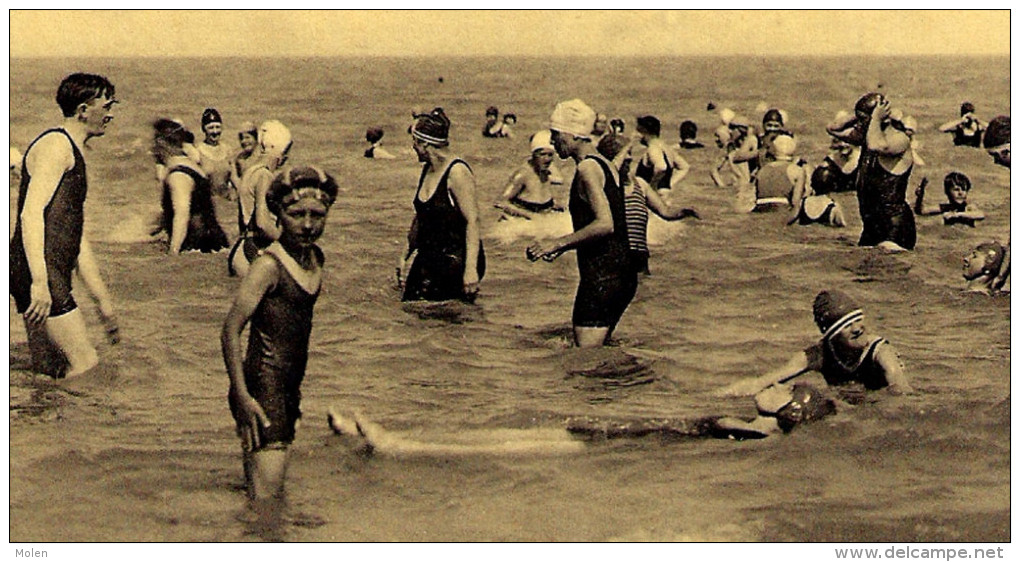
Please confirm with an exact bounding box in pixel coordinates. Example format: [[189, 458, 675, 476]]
[[411, 107, 451, 146], [960, 102, 976, 116], [266, 165, 339, 215], [366, 127, 384, 144], [153, 118, 194, 147], [762, 108, 784, 126], [201, 108, 222, 127], [854, 93, 884, 116], [811, 163, 838, 195], [485, 106, 499, 117], [636, 115, 661, 136], [984, 116, 1010, 149], [813, 290, 863, 338], [679, 120, 698, 140], [772, 384, 837, 433], [610, 118, 625, 133]]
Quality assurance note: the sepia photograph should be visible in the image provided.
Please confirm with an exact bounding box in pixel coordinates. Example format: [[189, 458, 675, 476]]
[[7, 8, 1011, 548]]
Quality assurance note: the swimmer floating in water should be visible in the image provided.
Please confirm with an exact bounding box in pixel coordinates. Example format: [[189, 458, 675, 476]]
[[716, 289, 913, 438]]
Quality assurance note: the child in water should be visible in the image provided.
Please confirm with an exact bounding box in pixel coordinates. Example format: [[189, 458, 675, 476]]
[[717, 290, 912, 438], [221, 165, 338, 504], [914, 172, 985, 227]]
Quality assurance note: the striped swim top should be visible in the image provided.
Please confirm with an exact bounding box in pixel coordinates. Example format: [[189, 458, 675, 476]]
[[624, 177, 650, 254]]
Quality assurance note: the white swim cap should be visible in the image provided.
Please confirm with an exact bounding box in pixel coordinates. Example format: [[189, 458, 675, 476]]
[[259, 120, 292, 156], [772, 134, 797, 157], [530, 130, 554, 152], [719, 108, 736, 126], [549, 99, 596, 139], [10, 146, 22, 171], [901, 115, 918, 133]]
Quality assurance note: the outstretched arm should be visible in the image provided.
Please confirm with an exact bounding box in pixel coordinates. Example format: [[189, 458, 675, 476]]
[[645, 180, 698, 221], [718, 349, 818, 396]]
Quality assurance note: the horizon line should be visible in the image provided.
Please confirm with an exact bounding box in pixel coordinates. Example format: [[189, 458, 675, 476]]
[[10, 53, 1010, 59]]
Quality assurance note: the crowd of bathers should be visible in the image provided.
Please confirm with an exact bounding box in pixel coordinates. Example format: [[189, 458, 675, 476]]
[[8, 73, 1011, 509]]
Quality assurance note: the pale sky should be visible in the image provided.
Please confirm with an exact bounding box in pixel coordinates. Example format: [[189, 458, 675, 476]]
[[8, 9, 1012, 58]]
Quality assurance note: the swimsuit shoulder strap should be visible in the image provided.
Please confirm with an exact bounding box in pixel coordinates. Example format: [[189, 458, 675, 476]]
[[263, 242, 322, 295]]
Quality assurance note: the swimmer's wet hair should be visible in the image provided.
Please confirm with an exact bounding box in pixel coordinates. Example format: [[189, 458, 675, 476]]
[[265, 165, 339, 215], [57, 73, 115, 118], [943, 171, 972, 194]]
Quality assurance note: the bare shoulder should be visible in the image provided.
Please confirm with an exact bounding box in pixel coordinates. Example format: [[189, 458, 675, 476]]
[[25, 132, 74, 172]]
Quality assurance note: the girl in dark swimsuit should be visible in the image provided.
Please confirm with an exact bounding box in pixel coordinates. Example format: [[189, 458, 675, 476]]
[[222, 165, 338, 506]]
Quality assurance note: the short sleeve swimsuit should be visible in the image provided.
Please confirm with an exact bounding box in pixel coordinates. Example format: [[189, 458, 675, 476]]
[[229, 243, 322, 450], [569, 155, 638, 328], [160, 166, 230, 253], [10, 129, 86, 316], [402, 159, 486, 302]]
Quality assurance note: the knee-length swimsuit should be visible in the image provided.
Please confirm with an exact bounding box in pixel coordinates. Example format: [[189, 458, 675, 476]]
[[229, 243, 322, 450], [569, 155, 637, 328], [10, 129, 86, 316]]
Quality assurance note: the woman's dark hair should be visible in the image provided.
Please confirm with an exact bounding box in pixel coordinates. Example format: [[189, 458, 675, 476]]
[[152, 118, 195, 164], [679, 120, 698, 140]]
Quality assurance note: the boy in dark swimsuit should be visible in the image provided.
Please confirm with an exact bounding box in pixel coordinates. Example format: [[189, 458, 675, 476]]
[[914, 172, 985, 227], [222, 166, 338, 506]]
